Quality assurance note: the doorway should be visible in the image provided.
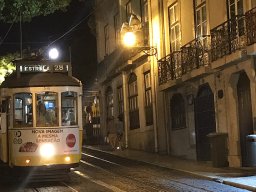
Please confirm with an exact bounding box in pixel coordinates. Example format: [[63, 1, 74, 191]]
[[237, 72, 253, 166], [194, 84, 216, 161]]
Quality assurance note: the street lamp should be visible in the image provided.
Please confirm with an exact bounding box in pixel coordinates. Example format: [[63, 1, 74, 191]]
[[120, 14, 157, 56], [48, 47, 59, 60], [123, 31, 137, 47]]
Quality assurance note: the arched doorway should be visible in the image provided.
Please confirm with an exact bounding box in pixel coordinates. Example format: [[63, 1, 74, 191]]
[[237, 72, 253, 166], [194, 84, 216, 161]]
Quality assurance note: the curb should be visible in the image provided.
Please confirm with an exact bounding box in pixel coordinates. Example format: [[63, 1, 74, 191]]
[[223, 180, 256, 192]]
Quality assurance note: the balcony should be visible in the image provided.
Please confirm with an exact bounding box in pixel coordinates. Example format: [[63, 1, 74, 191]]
[[181, 36, 211, 74], [158, 14, 250, 87], [158, 52, 181, 85], [210, 15, 246, 62], [245, 7, 256, 54], [158, 36, 210, 86]]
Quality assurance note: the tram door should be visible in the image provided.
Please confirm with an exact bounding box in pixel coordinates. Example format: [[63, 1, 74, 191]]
[[237, 72, 253, 166], [0, 99, 9, 162], [194, 84, 216, 161]]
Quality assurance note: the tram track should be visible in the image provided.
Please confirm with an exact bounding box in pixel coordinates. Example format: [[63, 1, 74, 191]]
[[30, 188, 40, 192], [80, 152, 196, 192], [25, 181, 79, 192], [60, 181, 80, 192], [78, 157, 164, 192], [81, 150, 247, 192]]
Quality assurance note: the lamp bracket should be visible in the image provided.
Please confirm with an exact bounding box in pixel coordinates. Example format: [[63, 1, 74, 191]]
[[140, 46, 157, 56]]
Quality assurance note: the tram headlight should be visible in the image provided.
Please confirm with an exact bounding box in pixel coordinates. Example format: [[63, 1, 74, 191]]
[[40, 143, 55, 158], [25, 159, 30, 164], [65, 156, 71, 162]]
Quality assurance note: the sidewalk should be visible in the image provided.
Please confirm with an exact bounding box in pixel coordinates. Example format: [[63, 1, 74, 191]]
[[85, 145, 256, 192]]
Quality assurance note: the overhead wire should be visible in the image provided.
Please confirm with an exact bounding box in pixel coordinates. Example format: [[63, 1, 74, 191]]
[[0, 41, 47, 45], [47, 2, 95, 47], [47, 0, 107, 46], [0, 22, 14, 47], [0, 0, 100, 50]]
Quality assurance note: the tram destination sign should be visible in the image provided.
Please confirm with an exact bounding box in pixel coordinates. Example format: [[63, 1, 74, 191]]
[[18, 62, 70, 73]]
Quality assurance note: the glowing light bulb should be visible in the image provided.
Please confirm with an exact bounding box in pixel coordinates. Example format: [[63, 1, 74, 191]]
[[123, 32, 136, 47]]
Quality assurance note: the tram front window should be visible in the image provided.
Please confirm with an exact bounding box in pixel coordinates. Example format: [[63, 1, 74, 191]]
[[61, 91, 77, 126], [14, 93, 33, 127], [36, 92, 58, 127]]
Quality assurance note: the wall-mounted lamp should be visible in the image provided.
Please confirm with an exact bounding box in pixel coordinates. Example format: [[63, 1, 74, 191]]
[[120, 14, 157, 56]]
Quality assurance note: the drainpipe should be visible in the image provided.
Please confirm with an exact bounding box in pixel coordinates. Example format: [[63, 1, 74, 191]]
[[149, 0, 159, 153], [152, 58, 158, 153], [122, 71, 129, 148], [150, 0, 166, 153]]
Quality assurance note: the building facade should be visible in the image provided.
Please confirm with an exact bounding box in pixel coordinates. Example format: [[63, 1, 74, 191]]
[[94, 0, 256, 167]]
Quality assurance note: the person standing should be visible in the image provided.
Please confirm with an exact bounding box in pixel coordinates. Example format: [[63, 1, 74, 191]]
[[107, 118, 117, 150], [116, 114, 124, 150]]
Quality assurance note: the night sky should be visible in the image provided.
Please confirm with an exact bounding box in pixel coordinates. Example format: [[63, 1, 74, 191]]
[[0, 0, 97, 88]]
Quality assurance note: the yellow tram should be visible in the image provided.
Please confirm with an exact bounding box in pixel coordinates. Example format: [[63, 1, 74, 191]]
[[0, 59, 83, 173]]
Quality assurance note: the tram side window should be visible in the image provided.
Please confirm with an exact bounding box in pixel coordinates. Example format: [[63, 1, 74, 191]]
[[61, 91, 77, 126], [36, 92, 58, 127], [14, 93, 33, 127]]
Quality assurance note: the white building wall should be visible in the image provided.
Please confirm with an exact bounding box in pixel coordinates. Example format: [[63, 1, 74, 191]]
[[95, 0, 256, 167], [220, 57, 256, 167]]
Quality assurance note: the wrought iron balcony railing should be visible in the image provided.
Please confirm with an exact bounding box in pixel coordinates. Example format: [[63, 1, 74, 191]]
[[210, 15, 246, 62], [181, 36, 211, 74], [158, 36, 210, 85], [245, 7, 256, 46], [158, 52, 181, 85]]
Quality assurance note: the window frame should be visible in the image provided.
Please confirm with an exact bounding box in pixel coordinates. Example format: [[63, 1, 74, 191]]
[[195, 0, 207, 37], [106, 87, 114, 120], [117, 85, 124, 116], [170, 93, 186, 130], [104, 24, 110, 55], [194, 0, 208, 47], [227, 0, 244, 18], [227, 0, 244, 36], [114, 12, 120, 46], [168, 2, 181, 52], [128, 73, 140, 129], [61, 91, 78, 126], [36, 92, 58, 127], [141, 0, 149, 46], [144, 71, 153, 126], [14, 92, 33, 128]]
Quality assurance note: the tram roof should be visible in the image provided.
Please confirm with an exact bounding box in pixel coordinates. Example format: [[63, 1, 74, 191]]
[[0, 72, 81, 88]]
